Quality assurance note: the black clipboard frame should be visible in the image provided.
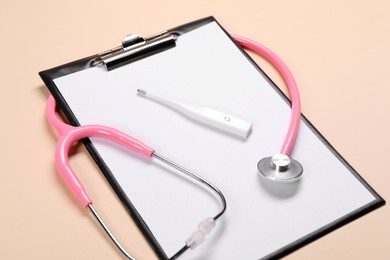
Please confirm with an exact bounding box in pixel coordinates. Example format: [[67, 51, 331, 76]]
[[40, 16, 385, 260]]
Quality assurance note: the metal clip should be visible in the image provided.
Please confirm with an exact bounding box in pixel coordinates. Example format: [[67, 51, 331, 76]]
[[92, 32, 177, 71]]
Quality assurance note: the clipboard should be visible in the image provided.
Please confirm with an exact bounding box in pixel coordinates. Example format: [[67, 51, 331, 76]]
[[39, 16, 385, 259]]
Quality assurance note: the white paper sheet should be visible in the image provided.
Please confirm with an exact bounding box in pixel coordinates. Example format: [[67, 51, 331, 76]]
[[54, 22, 376, 259]]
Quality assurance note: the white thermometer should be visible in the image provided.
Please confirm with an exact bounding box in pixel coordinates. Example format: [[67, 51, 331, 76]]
[[137, 89, 252, 139]]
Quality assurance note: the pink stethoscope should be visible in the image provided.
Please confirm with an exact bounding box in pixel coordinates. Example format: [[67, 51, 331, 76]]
[[46, 35, 302, 259]]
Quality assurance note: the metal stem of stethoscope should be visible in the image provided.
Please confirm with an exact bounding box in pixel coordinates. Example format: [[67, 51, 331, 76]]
[[153, 152, 227, 220], [88, 204, 136, 260], [87, 153, 227, 260], [233, 35, 304, 183], [153, 152, 227, 259]]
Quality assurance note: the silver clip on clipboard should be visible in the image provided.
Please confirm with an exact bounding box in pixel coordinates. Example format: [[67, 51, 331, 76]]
[[92, 32, 177, 70]]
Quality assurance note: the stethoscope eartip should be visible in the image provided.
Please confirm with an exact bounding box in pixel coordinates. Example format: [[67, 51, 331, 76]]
[[257, 154, 303, 183]]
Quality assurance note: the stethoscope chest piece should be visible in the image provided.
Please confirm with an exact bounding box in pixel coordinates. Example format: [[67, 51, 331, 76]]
[[257, 154, 303, 183]]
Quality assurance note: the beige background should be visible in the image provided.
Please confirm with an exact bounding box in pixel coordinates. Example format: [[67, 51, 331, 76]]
[[1, 0, 389, 259]]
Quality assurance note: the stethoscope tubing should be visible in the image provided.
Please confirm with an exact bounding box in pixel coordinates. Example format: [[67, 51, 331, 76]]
[[232, 35, 301, 156], [46, 95, 155, 207]]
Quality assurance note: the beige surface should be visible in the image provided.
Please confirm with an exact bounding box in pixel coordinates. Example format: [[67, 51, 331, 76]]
[[1, 1, 389, 259]]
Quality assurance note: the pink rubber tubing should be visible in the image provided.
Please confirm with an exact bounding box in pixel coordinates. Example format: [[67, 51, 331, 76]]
[[233, 35, 301, 156], [46, 96, 155, 207]]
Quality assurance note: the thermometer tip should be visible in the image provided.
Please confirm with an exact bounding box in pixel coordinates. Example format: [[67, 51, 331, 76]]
[[137, 89, 146, 96]]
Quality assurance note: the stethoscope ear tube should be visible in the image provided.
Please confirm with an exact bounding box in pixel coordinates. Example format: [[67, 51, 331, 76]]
[[88, 204, 136, 260]]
